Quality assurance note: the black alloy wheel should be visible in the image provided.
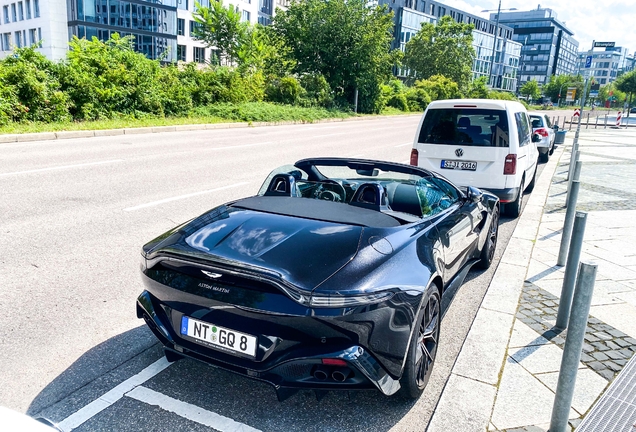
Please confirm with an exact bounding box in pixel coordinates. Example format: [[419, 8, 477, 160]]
[[400, 285, 441, 399], [477, 206, 499, 269]]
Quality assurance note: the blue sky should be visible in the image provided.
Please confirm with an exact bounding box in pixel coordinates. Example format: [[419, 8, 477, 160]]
[[442, 0, 635, 54]]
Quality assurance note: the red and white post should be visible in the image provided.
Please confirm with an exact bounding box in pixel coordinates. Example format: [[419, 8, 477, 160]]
[[616, 111, 622, 127]]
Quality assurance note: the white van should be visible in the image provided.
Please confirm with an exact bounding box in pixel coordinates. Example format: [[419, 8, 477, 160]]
[[410, 99, 539, 217]]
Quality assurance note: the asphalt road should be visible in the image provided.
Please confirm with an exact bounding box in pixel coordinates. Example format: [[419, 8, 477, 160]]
[[0, 116, 546, 431]]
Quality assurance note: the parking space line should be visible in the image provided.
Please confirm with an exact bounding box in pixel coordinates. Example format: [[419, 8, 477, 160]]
[[123, 182, 250, 212], [56, 357, 171, 431], [394, 142, 412, 148], [127, 386, 262, 432], [0, 159, 124, 177]]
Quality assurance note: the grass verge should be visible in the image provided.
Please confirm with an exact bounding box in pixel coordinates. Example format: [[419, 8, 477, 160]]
[[0, 102, 358, 135]]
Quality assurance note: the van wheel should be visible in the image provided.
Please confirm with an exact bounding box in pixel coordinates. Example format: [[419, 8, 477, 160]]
[[506, 178, 524, 218]]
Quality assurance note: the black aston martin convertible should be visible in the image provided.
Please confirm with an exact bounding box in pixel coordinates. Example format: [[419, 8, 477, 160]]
[[137, 158, 499, 400]]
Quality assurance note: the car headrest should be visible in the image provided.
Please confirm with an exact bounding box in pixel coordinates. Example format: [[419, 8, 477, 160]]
[[264, 174, 300, 197], [457, 117, 471, 128], [349, 183, 390, 212]]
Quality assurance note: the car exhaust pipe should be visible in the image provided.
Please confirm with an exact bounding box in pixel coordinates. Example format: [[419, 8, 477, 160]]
[[313, 367, 329, 381], [332, 368, 351, 382]]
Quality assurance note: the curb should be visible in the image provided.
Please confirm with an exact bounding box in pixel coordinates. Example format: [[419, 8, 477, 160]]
[[0, 114, 421, 144], [427, 141, 568, 431]]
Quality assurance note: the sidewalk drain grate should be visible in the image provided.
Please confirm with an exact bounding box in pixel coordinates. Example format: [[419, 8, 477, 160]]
[[576, 354, 636, 431]]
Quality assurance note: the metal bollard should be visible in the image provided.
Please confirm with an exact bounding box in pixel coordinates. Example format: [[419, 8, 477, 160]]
[[586, 113, 590, 129], [557, 180, 581, 266], [595, 115, 598, 129], [549, 261, 597, 432], [604, 114, 608, 129], [555, 211, 588, 329], [566, 157, 582, 198]]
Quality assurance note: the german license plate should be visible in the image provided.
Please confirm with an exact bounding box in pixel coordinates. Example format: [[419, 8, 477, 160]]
[[180, 316, 257, 357], [441, 160, 477, 171]]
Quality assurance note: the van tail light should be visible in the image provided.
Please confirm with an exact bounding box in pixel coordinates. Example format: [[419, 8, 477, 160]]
[[410, 148, 419, 166], [535, 128, 549, 137], [504, 154, 517, 175]]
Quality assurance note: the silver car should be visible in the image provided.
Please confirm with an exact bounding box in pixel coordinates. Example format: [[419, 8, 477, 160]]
[[529, 112, 557, 162]]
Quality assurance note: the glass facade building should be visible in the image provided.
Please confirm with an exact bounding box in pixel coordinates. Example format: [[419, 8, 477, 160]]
[[494, 8, 579, 87], [389, 1, 521, 92], [576, 47, 630, 86], [67, 0, 178, 61]]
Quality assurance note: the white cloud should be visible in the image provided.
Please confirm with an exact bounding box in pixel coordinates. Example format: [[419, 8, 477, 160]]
[[439, 0, 636, 53]]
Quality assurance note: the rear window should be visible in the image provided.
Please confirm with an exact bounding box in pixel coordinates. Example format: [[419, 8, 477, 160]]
[[530, 115, 544, 129], [418, 108, 509, 148]]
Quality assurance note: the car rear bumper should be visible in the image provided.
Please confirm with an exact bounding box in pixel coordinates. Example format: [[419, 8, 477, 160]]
[[136, 288, 407, 396], [482, 187, 519, 203]]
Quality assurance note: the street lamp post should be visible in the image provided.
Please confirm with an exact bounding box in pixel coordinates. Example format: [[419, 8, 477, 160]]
[[482, 1, 517, 89]]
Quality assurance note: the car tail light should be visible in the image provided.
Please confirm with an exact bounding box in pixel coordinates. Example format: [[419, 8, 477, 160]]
[[504, 154, 517, 175], [535, 128, 549, 137], [322, 358, 347, 366], [410, 148, 419, 166]]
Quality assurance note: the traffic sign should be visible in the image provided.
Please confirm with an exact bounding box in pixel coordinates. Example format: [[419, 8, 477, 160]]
[[585, 56, 593, 68], [594, 42, 615, 48]]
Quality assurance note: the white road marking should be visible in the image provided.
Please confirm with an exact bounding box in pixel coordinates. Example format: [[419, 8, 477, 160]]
[[57, 357, 171, 431], [124, 182, 250, 212], [0, 159, 124, 177], [311, 132, 348, 138], [127, 386, 262, 432], [394, 142, 412, 148], [349, 154, 365, 158], [208, 142, 272, 151]]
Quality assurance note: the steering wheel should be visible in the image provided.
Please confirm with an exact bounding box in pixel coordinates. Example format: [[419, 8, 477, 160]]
[[319, 179, 347, 202]]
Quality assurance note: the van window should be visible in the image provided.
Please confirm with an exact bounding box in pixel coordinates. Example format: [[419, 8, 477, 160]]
[[418, 108, 509, 147], [515, 112, 531, 147]]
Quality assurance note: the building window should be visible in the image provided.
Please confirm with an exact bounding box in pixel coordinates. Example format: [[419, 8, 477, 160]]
[[18, 1, 24, 20], [26, 0, 31, 19], [12, 3, 17, 21], [177, 44, 186, 61], [242, 10, 250, 22], [178, 0, 189, 10], [15, 30, 23, 48], [29, 28, 36, 45], [34, 0, 39, 18], [177, 18, 185, 36], [193, 46, 205, 63], [2, 33, 10, 51], [3, 6, 9, 23]]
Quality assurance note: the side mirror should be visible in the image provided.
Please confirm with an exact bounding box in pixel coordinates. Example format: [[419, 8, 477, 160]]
[[466, 186, 483, 203], [532, 133, 541, 143]]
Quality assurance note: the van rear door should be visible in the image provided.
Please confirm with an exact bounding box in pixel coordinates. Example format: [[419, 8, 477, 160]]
[[413, 107, 510, 190]]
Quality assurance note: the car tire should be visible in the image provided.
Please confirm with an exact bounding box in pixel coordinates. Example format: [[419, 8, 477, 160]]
[[540, 150, 549, 163], [476, 205, 499, 269], [549, 140, 555, 156], [400, 284, 441, 399], [506, 177, 524, 218]]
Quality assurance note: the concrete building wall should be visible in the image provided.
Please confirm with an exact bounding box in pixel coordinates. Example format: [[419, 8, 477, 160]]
[[0, 0, 68, 60]]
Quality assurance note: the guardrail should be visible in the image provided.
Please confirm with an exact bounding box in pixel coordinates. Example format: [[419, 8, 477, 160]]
[[550, 114, 635, 130]]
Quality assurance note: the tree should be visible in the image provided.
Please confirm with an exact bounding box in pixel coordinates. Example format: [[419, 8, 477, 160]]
[[615, 70, 636, 115], [403, 15, 475, 91], [271, 0, 398, 113], [598, 82, 625, 107], [414, 75, 461, 101], [520, 79, 541, 101], [193, 0, 249, 65], [542, 74, 583, 104]]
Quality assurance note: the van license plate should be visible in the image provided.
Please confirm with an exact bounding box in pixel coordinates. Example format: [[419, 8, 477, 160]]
[[441, 160, 477, 171]]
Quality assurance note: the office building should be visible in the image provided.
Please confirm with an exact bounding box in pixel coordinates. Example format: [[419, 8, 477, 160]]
[[382, 0, 522, 92], [0, 0, 68, 60], [577, 46, 631, 86], [2, 0, 259, 63], [493, 7, 579, 86]]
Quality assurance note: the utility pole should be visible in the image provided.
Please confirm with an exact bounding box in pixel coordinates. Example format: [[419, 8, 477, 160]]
[[487, 0, 502, 89]]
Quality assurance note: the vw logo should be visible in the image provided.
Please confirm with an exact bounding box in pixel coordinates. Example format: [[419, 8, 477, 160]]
[[455, 148, 464, 157], [201, 270, 223, 279]]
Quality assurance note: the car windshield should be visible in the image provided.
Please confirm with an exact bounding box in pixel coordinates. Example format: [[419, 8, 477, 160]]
[[418, 108, 510, 147], [256, 160, 461, 222]]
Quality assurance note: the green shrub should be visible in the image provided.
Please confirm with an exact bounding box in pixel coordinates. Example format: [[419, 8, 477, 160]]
[[299, 73, 333, 107], [414, 75, 461, 101], [405, 87, 431, 112], [192, 101, 353, 122], [265, 76, 304, 105], [0, 46, 71, 123]]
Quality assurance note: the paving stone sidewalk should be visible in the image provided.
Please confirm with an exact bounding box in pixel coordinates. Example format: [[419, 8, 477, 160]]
[[427, 128, 636, 432]]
